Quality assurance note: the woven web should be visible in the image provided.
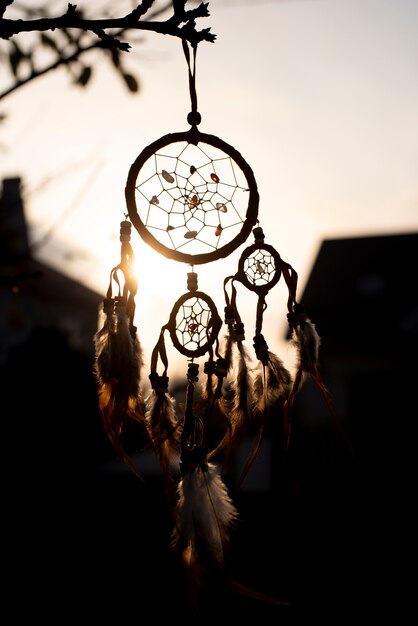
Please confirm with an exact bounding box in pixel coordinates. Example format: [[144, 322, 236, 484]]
[[244, 249, 276, 287], [175, 296, 212, 351], [134, 141, 251, 256]]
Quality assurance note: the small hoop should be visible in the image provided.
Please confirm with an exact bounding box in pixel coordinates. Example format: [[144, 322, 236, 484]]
[[236, 241, 283, 295], [166, 290, 222, 358]]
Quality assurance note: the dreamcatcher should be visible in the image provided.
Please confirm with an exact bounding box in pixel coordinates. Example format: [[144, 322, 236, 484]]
[[123, 39, 260, 587], [93, 34, 350, 610]]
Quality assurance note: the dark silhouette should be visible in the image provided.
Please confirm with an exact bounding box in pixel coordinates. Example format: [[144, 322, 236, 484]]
[[2, 176, 415, 619], [0, 1, 214, 102]]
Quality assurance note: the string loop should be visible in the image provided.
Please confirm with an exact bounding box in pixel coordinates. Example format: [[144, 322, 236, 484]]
[[182, 39, 201, 126]]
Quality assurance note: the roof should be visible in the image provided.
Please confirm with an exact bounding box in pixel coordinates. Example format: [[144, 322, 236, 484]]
[[296, 232, 418, 356]]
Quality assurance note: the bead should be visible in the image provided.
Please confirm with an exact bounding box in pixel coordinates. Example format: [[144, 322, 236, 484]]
[[214, 357, 227, 377], [187, 272, 198, 291], [187, 111, 202, 126], [162, 170, 174, 183], [149, 372, 169, 391], [204, 360, 216, 375], [224, 305, 235, 324], [234, 321, 245, 341], [253, 226, 265, 242], [187, 363, 199, 381], [184, 230, 198, 239], [103, 297, 114, 313]]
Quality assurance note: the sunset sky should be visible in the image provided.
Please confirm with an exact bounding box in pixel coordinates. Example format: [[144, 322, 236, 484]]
[[1, 0, 417, 375]]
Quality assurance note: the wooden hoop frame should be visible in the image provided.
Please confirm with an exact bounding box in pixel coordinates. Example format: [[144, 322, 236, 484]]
[[166, 290, 222, 358], [236, 242, 283, 295], [125, 126, 259, 265]]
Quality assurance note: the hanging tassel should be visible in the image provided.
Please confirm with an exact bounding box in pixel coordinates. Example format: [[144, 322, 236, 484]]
[[287, 304, 355, 457], [172, 462, 239, 579], [237, 332, 291, 487], [200, 353, 230, 459], [252, 338, 292, 415], [228, 322, 254, 447], [145, 371, 180, 492], [207, 285, 255, 463], [172, 362, 239, 595], [212, 320, 254, 465], [94, 296, 115, 391], [94, 295, 145, 478], [142, 324, 182, 495], [93, 218, 146, 478]]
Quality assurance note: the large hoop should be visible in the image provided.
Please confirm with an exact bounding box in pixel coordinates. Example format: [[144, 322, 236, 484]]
[[125, 126, 259, 265]]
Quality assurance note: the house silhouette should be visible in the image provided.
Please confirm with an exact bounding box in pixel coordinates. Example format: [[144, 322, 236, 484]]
[[285, 231, 417, 618], [0, 176, 103, 365], [290, 231, 418, 471]]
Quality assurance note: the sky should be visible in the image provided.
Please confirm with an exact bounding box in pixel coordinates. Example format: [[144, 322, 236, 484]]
[[1, 0, 418, 377]]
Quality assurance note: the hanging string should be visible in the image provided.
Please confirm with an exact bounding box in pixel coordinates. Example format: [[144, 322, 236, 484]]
[[93, 217, 146, 479], [218, 276, 254, 462], [172, 360, 239, 596], [182, 39, 201, 127]]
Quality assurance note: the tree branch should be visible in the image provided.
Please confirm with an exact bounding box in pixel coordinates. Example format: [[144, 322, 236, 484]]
[[0, 1, 215, 101], [0, 36, 100, 100], [0, 2, 216, 45]]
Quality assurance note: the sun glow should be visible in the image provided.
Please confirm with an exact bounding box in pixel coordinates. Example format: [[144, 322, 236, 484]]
[[131, 241, 205, 375]]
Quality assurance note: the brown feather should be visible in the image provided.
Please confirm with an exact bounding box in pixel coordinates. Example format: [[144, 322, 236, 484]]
[[239, 351, 291, 486], [289, 316, 355, 458], [212, 339, 254, 464], [145, 386, 180, 488], [93, 298, 146, 476]]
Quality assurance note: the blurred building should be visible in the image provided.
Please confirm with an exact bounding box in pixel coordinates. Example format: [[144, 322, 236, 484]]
[[0, 174, 105, 509], [284, 231, 418, 617], [0, 176, 102, 365], [290, 231, 418, 472]]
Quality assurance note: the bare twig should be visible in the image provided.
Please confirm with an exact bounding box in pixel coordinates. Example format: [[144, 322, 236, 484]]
[[0, 1, 215, 100], [0, 2, 215, 45]]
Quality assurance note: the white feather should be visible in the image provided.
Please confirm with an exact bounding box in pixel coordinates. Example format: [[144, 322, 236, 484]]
[[173, 463, 238, 566], [293, 317, 321, 371]]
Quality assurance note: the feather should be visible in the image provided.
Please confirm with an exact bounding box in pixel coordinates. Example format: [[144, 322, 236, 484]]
[[145, 375, 180, 490], [291, 315, 321, 375], [230, 341, 253, 434], [237, 342, 292, 487], [288, 312, 355, 458], [145, 386, 178, 446], [94, 297, 115, 385], [112, 298, 143, 401], [206, 335, 249, 464], [258, 350, 292, 409], [172, 462, 239, 584], [202, 338, 235, 462], [214, 339, 254, 462], [93, 297, 146, 478]]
